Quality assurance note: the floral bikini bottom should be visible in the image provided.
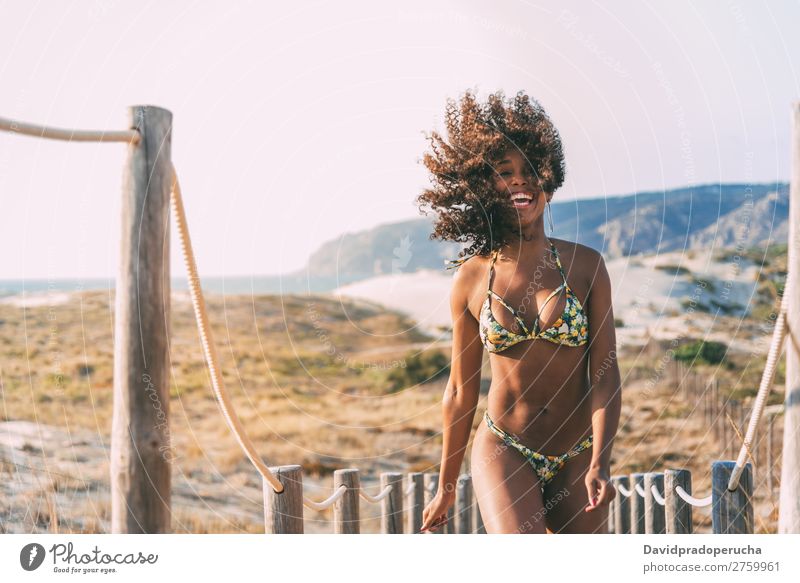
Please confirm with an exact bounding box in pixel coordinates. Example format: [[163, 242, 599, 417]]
[[484, 411, 593, 490]]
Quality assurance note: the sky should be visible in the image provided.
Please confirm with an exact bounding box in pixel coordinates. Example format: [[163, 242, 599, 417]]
[[1, 0, 798, 279]]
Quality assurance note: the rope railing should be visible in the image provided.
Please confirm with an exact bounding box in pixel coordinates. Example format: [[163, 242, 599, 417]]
[[727, 290, 791, 491], [170, 165, 285, 494], [358, 483, 394, 503], [651, 484, 665, 506], [0, 115, 140, 144], [302, 484, 348, 511], [675, 486, 712, 507], [617, 480, 711, 507]]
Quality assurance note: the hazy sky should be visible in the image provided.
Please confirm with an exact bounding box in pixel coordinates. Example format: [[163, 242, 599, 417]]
[[1, 0, 798, 279]]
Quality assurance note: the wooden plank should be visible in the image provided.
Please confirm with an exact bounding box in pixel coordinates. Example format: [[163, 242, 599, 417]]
[[334, 469, 360, 534], [381, 472, 404, 534], [779, 101, 800, 532], [712, 460, 753, 533], [264, 465, 304, 534], [110, 105, 173, 534], [664, 469, 692, 534]]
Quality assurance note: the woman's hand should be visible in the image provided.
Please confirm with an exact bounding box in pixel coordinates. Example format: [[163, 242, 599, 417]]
[[420, 489, 456, 532], [585, 465, 616, 512]]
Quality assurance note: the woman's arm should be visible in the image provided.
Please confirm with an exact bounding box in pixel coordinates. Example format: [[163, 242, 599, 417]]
[[437, 267, 484, 495], [420, 265, 484, 531], [585, 250, 622, 508]]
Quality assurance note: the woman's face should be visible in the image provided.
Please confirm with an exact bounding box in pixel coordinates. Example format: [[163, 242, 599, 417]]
[[491, 147, 548, 226]]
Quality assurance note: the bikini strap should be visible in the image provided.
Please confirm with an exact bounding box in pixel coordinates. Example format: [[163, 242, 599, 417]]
[[549, 240, 568, 283], [486, 249, 498, 293]]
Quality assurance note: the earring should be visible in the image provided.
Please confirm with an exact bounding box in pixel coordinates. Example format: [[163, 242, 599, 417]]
[[546, 200, 555, 235]]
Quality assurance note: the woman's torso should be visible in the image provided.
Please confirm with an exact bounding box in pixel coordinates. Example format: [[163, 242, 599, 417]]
[[467, 239, 592, 453]]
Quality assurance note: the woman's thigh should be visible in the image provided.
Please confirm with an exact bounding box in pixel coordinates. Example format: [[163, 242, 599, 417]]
[[542, 447, 609, 534], [470, 422, 547, 534]]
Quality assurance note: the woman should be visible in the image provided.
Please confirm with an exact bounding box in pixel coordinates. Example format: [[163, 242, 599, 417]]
[[416, 90, 621, 534]]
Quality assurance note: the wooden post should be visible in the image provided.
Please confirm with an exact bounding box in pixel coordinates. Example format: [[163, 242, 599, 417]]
[[455, 474, 473, 534], [608, 496, 615, 533], [722, 401, 730, 458], [630, 473, 646, 534], [644, 472, 666, 534], [664, 469, 692, 534], [611, 476, 630, 534], [406, 472, 424, 534], [781, 102, 800, 533], [111, 105, 173, 534], [380, 472, 404, 534], [712, 461, 753, 533], [333, 468, 360, 534], [263, 465, 304, 534], [423, 473, 443, 534]]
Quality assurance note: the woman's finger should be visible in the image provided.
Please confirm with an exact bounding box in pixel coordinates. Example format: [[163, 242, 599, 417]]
[[596, 481, 609, 504]]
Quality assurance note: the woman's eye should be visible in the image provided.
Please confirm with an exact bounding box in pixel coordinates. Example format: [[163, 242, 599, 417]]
[[499, 171, 511, 177]]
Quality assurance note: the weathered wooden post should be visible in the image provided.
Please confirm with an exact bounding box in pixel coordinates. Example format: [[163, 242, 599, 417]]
[[712, 461, 753, 533], [264, 465, 304, 534], [333, 468, 360, 534], [611, 476, 630, 534], [664, 469, 692, 534], [455, 474, 473, 533], [780, 101, 800, 532], [406, 472, 424, 534], [644, 472, 666, 534], [630, 473, 646, 534], [423, 473, 443, 534], [380, 472, 404, 534], [111, 105, 173, 534]]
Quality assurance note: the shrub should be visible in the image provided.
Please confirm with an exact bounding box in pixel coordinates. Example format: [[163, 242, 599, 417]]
[[673, 339, 728, 365], [385, 350, 450, 392]]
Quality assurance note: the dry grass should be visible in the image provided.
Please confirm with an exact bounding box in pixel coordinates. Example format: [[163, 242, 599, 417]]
[[0, 290, 786, 533]]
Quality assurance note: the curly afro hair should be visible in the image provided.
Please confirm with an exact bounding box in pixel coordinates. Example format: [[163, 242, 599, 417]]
[[415, 89, 566, 269]]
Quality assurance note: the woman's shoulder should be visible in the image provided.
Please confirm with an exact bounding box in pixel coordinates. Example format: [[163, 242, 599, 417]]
[[445, 250, 494, 289], [551, 238, 603, 269]]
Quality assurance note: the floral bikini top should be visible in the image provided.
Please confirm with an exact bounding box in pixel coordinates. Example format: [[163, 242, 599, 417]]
[[446, 240, 589, 353]]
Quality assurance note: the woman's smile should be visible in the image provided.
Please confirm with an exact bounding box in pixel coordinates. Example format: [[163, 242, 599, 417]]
[[510, 190, 535, 209]]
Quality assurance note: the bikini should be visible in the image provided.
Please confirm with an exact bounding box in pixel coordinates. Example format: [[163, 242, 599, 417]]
[[446, 239, 593, 489]]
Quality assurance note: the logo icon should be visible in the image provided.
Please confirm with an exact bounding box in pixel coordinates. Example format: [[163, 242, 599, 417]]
[[20, 543, 46, 571]]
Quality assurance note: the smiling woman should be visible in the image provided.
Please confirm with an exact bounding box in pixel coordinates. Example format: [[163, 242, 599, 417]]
[[416, 89, 621, 535], [415, 89, 567, 268]]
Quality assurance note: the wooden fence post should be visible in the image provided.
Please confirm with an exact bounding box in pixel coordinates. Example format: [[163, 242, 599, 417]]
[[664, 469, 692, 534], [630, 473, 646, 534], [264, 465, 304, 534], [644, 472, 666, 534], [111, 105, 173, 534], [455, 474, 473, 534], [381, 472, 404, 534], [712, 461, 753, 533], [406, 472, 424, 534], [611, 476, 630, 534], [334, 468, 360, 534]]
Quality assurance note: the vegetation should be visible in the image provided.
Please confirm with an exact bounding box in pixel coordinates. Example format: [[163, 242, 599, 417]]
[[385, 350, 450, 393], [673, 339, 728, 365]]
